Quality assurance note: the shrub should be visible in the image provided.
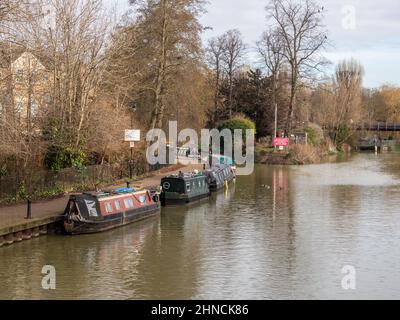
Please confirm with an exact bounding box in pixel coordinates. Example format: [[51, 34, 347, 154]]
[[218, 115, 256, 140], [335, 124, 350, 152], [217, 115, 256, 156], [44, 146, 87, 171], [304, 123, 324, 146], [289, 144, 320, 165]]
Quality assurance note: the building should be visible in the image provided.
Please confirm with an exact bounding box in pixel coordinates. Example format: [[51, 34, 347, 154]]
[[0, 43, 52, 131]]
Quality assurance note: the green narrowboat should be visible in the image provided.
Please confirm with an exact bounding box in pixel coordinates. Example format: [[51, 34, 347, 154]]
[[160, 171, 211, 206]]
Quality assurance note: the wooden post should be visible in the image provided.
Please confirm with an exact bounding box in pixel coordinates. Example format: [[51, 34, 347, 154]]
[[26, 199, 32, 220]]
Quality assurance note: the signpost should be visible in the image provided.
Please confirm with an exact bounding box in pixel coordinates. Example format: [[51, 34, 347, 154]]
[[125, 130, 141, 142], [125, 130, 141, 179], [273, 137, 289, 151]]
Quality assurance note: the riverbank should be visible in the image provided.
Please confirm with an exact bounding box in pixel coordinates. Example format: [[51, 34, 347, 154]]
[[0, 163, 202, 246], [256, 143, 333, 165]]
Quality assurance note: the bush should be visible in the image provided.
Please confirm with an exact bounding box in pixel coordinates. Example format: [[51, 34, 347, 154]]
[[335, 124, 350, 152], [289, 145, 321, 165], [218, 115, 256, 140], [44, 146, 87, 171], [217, 115, 256, 156], [304, 123, 324, 146]]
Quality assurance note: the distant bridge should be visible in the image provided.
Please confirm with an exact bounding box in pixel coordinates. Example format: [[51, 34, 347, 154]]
[[325, 123, 400, 132], [355, 123, 400, 132]]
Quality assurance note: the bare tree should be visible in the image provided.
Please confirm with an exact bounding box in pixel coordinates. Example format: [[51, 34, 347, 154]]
[[221, 29, 245, 117], [257, 28, 284, 135], [333, 58, 364, 128], [267, 0, 328, 134], [206, 35, 225, 112]]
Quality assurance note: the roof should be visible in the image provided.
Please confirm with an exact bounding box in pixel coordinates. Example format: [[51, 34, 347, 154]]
[[0, 42, 53, 70], [163, 172, 206, 180]]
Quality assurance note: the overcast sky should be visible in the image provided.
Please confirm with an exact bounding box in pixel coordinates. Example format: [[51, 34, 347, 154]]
[[114, 0, 400, 88]]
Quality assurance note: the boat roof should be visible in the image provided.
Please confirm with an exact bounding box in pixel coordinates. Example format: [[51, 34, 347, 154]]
[[81, 187, 146, 200], [162, 172, 206, 180]]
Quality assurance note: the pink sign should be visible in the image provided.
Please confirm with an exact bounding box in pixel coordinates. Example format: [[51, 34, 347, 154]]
[[273, 138, 289, 147]]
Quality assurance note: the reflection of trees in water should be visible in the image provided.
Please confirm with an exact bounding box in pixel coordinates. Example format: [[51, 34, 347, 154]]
[[0, 217, 161, 299], [379, 153, 400, 179], [0, 238, 51, 299], [134, 205, 211, 299]]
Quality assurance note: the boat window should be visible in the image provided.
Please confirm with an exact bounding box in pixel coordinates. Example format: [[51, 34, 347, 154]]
[[139, 195, 147, 204], [105, 202, 113, 213], [115, 200, 121, 211], [124, 198, 134, 209], [186, 182, 191, 192]]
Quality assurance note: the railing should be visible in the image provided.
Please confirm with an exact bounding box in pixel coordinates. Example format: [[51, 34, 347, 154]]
[[0, 162, 169, 202]]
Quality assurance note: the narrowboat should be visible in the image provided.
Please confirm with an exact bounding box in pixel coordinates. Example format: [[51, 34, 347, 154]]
[[160, 171, 211, 206], [209, 154, 237, 176], [205, 163, 235, 192], [63, 188, 161, 235]]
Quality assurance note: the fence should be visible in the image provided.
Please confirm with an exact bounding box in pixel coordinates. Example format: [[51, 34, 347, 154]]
[[0, 161, 169, 201]]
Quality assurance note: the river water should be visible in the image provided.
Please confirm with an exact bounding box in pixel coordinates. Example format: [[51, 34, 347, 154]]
[[1, 153, 400, 300]]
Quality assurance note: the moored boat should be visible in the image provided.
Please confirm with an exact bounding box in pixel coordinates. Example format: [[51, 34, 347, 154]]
[[205, 163, 235, 192], [63, 188, 161, 235], [160, 171, 211, 206]]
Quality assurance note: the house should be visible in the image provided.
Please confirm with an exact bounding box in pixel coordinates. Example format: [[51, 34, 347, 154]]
[[0, 43, 52, 129]]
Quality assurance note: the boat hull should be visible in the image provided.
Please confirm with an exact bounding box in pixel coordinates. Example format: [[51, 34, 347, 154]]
[[64, 203, 160, 235], [160, 192, 211, 207]]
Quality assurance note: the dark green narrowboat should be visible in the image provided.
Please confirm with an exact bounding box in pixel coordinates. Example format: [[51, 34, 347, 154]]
[[160, 171, 211, 206]]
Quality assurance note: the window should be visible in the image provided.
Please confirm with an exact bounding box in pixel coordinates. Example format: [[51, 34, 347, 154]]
[[124, 198, 134, 209], [186, 182, 191, 192], [15, 69, 24, 81], [105, 202, 113, 213], [115, 200, 121, 211], [31, 100, 38, 117], [16, 99, 24, 113]]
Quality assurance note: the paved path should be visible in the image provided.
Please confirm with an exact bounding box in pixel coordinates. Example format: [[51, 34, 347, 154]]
[[0, 163, 202, 230]]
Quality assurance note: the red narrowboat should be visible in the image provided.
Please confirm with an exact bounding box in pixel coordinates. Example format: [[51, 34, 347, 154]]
[[63, 188, 161, 235]]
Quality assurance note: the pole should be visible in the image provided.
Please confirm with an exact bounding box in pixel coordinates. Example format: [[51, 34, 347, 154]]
[[26, 199, 32, 219], [274, 103, 278, 150], [129, 110, 134, 179], [129, 147, 133, 179]]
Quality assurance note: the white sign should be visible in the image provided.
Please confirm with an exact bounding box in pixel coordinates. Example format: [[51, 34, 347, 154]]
[[125, 130, 141, 142], [130, 142, 135, 148]]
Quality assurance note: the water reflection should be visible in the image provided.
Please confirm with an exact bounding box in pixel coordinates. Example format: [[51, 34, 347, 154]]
[[1, 153, 400, 299]]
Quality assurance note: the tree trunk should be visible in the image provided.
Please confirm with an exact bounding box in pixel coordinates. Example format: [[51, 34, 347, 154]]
[[150, 0, 168, 131]]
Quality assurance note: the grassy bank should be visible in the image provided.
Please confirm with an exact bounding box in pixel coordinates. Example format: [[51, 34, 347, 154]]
[[256, 142, 334, 165]]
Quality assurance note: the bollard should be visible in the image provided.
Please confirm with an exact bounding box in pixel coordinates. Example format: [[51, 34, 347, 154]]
[[26, 199, 32, 219]]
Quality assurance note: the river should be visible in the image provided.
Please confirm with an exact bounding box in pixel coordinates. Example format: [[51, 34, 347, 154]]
[[1, 153, 400, 299]]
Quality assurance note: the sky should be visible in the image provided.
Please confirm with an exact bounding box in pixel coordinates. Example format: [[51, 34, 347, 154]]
[[112, 0, 400, 88]]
